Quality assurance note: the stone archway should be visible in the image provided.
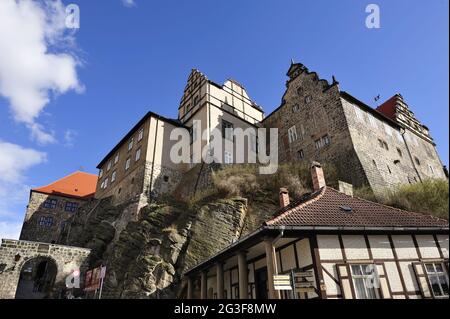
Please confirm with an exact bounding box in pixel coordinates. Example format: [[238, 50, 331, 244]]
[[0, 239, 91, 299], [15, 256, 58, 299]]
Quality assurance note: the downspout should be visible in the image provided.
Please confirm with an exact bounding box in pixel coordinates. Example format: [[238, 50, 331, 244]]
[[148, 118, 160, 202], [401, 128, 423, 183]]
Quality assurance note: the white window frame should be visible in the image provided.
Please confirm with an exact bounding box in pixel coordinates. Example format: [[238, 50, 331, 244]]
[[424, 262, 449, 298], [128, 138, 134, 151], [288, 126, 298, 144], [111, 171, 117, 183], [104, 178, 108, 189], [138, 128, 144, 141], [99, 169, 103, 179], [350, 264, 380, 299], [135, 148, 141, 162], [107, 161, 111, 171], [125, 158, 131, 170], [114, 154, 119, 164]]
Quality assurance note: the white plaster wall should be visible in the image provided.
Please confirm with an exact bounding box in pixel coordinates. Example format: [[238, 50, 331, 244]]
[[368, 235, 394, 259], [341, 235, 370, 260], [384, 262, 403, 293], [296, 238, 313, 267], [392, 235, 418, 259], [280, 245, 297, 271], [416, 235, 441, 259], [322, 263, 340, 296], [317, 235, 343, 260], [399, 262, 419, 292]]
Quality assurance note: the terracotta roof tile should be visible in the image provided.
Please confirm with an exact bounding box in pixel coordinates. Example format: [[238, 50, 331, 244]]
[[33, 171, 97, 199], [265, 187, 448, 228]]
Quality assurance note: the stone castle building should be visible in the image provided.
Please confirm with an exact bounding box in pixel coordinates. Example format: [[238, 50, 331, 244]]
[[18, 62, 447, 245], [95, 69, 263, 206], [19, 171, 97, 244], [263, 62, 447, 195]]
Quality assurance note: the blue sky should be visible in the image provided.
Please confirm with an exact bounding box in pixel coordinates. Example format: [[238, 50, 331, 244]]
[[0, 0, 448, 239]]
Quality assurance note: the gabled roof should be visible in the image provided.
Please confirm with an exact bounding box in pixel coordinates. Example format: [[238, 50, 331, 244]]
[[97, 111, 186, 169], [32, 171, 98, 199], [266, 187, 448, 228]]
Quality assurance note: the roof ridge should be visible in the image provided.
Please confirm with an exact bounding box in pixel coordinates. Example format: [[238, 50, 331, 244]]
[[32, 171, 92, 191], [265, 187, 327, 226]]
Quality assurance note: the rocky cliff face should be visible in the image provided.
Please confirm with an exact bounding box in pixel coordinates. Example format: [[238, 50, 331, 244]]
[[61, 192, 277, 299]]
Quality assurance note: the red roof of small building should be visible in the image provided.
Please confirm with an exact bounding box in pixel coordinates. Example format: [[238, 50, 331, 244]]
[[32, 171, 98, 199], [266, 187, 448, 228]]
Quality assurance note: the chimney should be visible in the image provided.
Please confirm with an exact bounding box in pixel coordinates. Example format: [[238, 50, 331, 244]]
[[311, 162, 326, 191], [279, 188, 290, 208]]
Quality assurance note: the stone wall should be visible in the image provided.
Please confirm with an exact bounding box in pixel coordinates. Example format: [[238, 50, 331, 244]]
[[143, 161, 184, 200], [0, 239, 91, 299], [263, 63, 447, 195], [19, 191, 91, 244], [263, 65, 369, 188]]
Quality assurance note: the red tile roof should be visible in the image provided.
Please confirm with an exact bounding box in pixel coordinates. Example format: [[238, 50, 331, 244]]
[[265, 187, 448, 228], [32, 171, 98, 199]]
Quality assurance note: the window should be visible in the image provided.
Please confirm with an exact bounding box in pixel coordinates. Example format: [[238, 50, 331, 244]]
[[125, 158, 131, 170], [138, 128, 144, 141], [193, 95, 199, 106], [315, 135, 331, 150], [163, 176, 169, 183], [99, 169, 103, 178], [429, 165, 434, 174], [222, 120, 234, 141], [350, 264, 380, 299], [424, 263, 449, 298], [107, 161, 112, 171], [43, 199, 57, 209], [305, 95, 312, 104], [135, 148, 141, 161], [298, 149, 304, 160], [378, 139, 389, 150], [224, 151, 233, 164], [114, 154, 119, 164], [128, 138, 134, 151], [292, 104, 300, 113], [397, 148, 403, 158], [415, 157, 421, 166], [38, 216, 53, 227], [288, 126, 298, 143], [111, 171, 117, 183], [65, 202, 78, 213], [104, 178, 109, 189]]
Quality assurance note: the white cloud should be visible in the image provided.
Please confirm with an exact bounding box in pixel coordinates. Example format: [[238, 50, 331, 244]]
[[0, 221, 22, 240], [0, 141, 46, 240], [64, 129, 77, 148], [122, 0, 137, 8], [0, 0, 83, 145], [0, 141, 47, 184]]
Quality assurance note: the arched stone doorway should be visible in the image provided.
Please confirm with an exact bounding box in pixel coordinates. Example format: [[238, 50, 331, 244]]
[[15, 257, 58, 299]]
